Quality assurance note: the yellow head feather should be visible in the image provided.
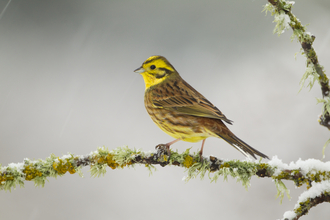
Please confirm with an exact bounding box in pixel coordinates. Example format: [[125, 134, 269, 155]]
[[134, 56, 177, 89]]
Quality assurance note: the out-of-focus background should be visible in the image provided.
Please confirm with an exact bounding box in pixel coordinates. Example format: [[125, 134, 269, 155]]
[[0, 0, 329, 219]]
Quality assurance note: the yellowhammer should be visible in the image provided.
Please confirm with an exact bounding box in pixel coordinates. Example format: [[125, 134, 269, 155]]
[[134, 55, 269, 160]]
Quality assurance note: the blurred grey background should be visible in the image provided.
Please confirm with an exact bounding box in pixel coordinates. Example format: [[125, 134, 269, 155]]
[[0, 0, 329, 219]]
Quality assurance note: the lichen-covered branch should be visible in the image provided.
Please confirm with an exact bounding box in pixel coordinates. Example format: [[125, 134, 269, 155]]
[[2, 146, 330, 218], [0, 146, 254, 191], [263, 1, 330, 217], [269, 157, 330, 219], [282, 181, 330, 220], [264, 0, 330, 130], [0, 146, 329, 199]]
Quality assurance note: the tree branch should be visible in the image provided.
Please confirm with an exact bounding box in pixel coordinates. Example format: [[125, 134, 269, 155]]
[[265, 0, 330, 130], [264, 1, 330, 218], [3, 144, 329, 219], [1, 146, 329, 203], [283, 181, 330, 220]]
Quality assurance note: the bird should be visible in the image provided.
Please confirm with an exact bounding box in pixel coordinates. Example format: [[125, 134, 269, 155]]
[[134, 55, 269, 160]]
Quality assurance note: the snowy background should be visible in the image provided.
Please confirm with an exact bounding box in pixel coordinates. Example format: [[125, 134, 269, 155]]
[[1, 0, 330, 219]]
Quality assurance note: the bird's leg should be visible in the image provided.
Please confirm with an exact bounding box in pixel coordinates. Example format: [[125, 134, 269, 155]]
[[156, 139, 181, 157], [199, 139, 206, 162]]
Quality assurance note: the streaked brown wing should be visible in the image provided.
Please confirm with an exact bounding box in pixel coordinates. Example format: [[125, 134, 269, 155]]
[[151, 78, 233, 124]]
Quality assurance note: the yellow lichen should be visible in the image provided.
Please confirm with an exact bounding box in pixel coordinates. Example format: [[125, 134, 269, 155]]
[[182, 155, 194, 168], [105, 154, 119, 169], [0, 173, 14, 183], [23, 164, 43, 181], [162, 155, 168, 162], [52, 158, 76, 175], [296, 199, 311, 216], [96, 153, 133, 170], [220, 162, 230, 169]]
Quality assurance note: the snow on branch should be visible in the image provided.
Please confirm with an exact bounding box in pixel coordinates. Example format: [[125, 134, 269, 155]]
[[283, 181, 330, 220]]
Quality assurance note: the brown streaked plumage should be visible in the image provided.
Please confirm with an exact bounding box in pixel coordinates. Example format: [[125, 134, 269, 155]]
[[134, 55, 269, 160]]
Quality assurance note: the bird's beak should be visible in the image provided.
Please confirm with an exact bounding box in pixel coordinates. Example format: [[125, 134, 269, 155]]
[[134, 66, 145, 74]]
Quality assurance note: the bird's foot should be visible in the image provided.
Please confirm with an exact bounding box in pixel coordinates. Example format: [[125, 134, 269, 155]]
[[155, 144, 171, 159]]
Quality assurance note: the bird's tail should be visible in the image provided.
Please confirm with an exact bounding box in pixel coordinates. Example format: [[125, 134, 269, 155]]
[[220, 134, 269, 159]]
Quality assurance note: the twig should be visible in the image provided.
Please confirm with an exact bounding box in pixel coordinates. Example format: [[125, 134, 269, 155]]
[[282, 181, 330, 220], [265, 0, 330, 130]]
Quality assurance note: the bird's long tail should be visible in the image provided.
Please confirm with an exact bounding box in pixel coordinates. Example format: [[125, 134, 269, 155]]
[[219, 134, 269, 159]]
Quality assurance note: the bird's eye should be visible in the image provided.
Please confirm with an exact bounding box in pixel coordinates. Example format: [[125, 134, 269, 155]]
[[150, 65, 156, 70]]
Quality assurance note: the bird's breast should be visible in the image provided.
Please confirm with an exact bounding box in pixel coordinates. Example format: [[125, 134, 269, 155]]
[[144, 91, 222, 142]]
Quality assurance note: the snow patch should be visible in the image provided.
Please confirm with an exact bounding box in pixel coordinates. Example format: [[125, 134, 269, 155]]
[[282, 210, 296, 220], [295, 180, 330, 209]]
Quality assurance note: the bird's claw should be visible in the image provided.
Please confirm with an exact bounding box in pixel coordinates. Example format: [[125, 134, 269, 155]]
[[155, 144, 171, 158]]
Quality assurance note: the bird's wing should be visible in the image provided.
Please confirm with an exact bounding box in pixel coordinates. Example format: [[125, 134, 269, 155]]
[[151, 78, 233, 124]]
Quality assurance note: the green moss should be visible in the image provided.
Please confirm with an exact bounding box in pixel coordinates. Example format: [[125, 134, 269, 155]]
[[0, 165, 25, 191], [256, 163, 268, 169], [299, 63, 318, 91], [184, 159, 208, 182], [169, 147, 192, 165], [90, 163, 107, 178], [274, 179, 291, 203], [111, 146, 137, 168], [145, 164, 156, 176], [210, 160, 258, 190], [316, 97, 330, 116]]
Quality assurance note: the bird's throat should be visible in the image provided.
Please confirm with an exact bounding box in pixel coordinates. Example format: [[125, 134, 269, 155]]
[[142, 73, 164, 90]]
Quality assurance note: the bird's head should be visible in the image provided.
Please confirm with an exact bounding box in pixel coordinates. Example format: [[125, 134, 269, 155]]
[[134, 55, 178, 89]]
